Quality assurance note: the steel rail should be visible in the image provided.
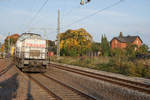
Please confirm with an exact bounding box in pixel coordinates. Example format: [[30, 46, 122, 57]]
[[27, 74, 62, 100], [0, 63, 14, 76], [50, 63, 150, 94], [42, 73, 96, 100]]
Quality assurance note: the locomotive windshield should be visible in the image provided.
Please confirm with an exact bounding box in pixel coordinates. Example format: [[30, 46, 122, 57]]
[[19, 33, 42, 41]]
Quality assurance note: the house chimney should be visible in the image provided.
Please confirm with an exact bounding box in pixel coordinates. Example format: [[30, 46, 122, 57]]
[[119, 32, 123, 37]]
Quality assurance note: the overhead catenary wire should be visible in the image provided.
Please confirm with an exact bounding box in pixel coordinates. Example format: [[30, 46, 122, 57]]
[[24, 0, 49, 32], [61, 1, 91, 32], [61, 5, 83, 30], [62, 0, 124, 30], [62, 5, 82, 18]]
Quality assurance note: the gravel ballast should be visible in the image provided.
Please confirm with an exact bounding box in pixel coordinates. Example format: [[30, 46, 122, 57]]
[[0, 59, 52, 100], [48, 62, 150, 100]]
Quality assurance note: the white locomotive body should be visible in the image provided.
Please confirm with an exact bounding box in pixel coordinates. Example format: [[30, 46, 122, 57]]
[[15, 33, 48, 72]]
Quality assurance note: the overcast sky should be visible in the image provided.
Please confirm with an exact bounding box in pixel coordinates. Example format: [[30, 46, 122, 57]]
[[0, 0, 150, 47]]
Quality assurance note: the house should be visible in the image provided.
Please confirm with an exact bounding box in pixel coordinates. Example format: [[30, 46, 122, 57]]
[[110, 32, 143, 49]]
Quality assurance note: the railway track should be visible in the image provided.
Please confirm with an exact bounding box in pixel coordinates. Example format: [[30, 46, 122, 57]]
[[0, 61, 14, 76], [27, 73, 96, 100], [50, 63, 150, 95], [27, 74, 62, 100]]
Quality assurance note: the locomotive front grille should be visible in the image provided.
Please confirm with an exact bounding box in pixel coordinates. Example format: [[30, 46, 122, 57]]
[[29, 50, 40, 57]]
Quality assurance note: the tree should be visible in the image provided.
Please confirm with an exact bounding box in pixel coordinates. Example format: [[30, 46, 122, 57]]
[[100, 34, 110, 56], [0, 44, 5, 52], [4, 34, 19, 53], [59, 28, 92, 56], [91, 42, 101, 52]]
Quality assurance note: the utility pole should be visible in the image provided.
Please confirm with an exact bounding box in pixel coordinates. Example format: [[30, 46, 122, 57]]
[[57, 9, 60, 58], [8, 32, 11, 56]]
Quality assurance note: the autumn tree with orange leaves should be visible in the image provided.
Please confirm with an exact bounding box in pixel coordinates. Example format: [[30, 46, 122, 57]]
[[59, 28, 92, 56], [1, 34, 19, 53]]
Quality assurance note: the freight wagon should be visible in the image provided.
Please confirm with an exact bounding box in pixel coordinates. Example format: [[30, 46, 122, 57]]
[[15, 33, 48, 72]]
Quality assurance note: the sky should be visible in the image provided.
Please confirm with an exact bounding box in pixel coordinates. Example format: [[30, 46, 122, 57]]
[[0, 0, 150, 47]]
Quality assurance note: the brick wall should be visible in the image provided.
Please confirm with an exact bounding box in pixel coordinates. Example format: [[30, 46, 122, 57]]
[[111, 39, 127, 49], [132, 37, 142, 47], [111, 37, 142, 49]]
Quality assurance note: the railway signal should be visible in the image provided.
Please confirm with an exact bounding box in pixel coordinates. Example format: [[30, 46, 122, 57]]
[[80, 0, 91, 5]]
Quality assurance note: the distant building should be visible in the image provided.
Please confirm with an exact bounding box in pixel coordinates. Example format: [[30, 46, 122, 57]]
[[110, 32, 143, 49]]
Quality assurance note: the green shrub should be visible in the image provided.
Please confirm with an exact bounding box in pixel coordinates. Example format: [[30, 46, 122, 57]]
[[143, 65, 150, 79], [50, 56, 150, 79]]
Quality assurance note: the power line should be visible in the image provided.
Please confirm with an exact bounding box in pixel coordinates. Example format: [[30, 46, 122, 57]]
[[62, 5, 82, 18], [61, 5, 82, 29], [63, 0, 124, 29], [24, 0, 49, 32]]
